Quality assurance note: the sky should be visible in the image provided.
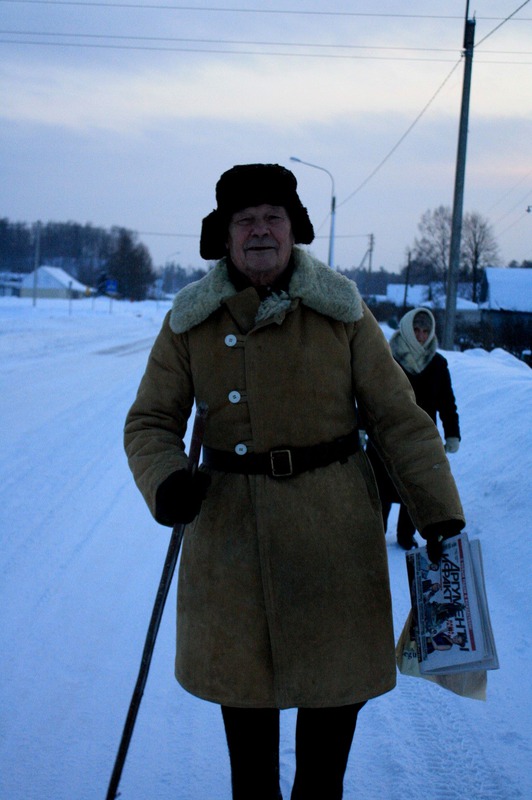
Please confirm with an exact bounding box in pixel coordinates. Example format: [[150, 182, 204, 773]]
[[0, 295, 531, 799], [1, 1, 531, 273]]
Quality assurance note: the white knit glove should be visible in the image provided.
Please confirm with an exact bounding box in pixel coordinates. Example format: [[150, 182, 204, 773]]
[[445, 437, 460, 454]]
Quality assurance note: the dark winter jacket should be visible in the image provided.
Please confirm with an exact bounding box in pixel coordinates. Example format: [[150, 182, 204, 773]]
[[405, 352, 460, 439], [367, 307, 460, 504]]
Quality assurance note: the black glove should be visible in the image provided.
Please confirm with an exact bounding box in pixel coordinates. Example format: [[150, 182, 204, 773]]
[[155, 469, 211, 526], [422, 520, 464, 564]]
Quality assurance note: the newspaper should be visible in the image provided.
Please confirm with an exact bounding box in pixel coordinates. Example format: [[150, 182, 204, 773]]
[[406, 532, 499, 675]]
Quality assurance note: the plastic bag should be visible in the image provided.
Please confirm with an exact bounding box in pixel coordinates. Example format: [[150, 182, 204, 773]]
[[396, 610, 488, 701]]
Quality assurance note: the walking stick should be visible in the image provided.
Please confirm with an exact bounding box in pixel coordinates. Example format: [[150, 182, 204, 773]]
[[106, 401, 209, 799]]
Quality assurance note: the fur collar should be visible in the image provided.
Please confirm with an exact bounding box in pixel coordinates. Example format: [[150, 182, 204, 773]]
[[169, 247, 364, 334]]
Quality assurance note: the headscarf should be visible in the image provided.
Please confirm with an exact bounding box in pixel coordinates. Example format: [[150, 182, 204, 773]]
[[390, 307, 437, 374]]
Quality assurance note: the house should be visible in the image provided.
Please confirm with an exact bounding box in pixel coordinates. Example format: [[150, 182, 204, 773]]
[[479, 268, 532, 356], [0, 272, 25, 296], [368, 281, 479, 327], [385, 283, 478, 311], [19, 266, 90, 299], [385, 283, 430, 309], [480, 267, 532, 312], [363, 283, 433, 324]]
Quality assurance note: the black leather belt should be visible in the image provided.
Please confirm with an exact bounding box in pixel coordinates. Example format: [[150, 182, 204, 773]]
[[202, 431, 359, 478]]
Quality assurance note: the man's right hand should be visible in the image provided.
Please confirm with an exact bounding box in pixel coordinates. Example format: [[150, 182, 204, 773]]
[[155, 469, 211, 526]]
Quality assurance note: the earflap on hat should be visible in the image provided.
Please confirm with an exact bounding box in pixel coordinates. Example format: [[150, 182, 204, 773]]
[[199, 210, 228, 260]]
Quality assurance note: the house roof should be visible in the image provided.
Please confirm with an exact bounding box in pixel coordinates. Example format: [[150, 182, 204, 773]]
[[20, 266, 88, 293], [482, 267, 532, 313], [383, 284, 477, 310], [385, 284, 430, 307]]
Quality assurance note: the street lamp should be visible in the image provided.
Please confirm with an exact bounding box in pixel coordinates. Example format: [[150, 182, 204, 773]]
[[290, 156, 336, 268]]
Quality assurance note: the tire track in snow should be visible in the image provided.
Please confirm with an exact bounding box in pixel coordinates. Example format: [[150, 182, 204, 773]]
[[95, 337, 155, 356], [349, 676, 523, 800]]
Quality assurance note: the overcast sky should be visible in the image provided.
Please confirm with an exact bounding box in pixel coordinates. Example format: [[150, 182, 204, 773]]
[[1, 0, 531, 272]]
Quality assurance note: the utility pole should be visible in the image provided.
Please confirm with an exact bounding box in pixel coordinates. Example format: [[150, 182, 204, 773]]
[[442, 2, 476, 350], [367, 233, 374, 273], [32, 221, 41, 308], [403, 250, 412, 315], [359, 234, 375, 271]]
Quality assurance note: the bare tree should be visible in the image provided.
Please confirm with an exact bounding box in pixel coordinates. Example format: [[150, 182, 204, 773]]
[[413, 206, 452, 280], [412, 206, 500, 301], [462, 212, 500, 302]]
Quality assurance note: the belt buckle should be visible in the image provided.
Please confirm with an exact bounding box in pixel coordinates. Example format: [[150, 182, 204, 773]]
[[270, 448, 293, 478]]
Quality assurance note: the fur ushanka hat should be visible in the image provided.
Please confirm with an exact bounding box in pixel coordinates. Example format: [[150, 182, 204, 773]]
[[199, 163, 315, 260]]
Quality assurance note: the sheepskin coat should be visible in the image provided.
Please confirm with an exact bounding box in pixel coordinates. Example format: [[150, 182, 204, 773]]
[[124, 247, 464, 709]]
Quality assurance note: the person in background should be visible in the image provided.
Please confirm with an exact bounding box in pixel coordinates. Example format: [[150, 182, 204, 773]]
[[124, 165, 465, 800], [367, 307, 461, 551]]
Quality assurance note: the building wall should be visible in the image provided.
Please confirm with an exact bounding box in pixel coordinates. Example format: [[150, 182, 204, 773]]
[[480, 310, 532, 356]]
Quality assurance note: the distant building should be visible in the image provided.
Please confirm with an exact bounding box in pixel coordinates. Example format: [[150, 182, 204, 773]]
[[480, 267, 532, 313], [0, 272, 25, 296], [19, 266, 91, 299], [385, 283, 430, 309], [385, 283, 478, 312], [364, 280, 480, 341], [479, 268, 532, 357]]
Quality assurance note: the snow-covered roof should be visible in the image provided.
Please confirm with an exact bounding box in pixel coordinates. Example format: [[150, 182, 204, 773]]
[[385, 284, 430, 307], [455, 296, 478, 310], [482, 267, 532, 313], [20, 266, 88, 293], [0, 271, 25, 286]]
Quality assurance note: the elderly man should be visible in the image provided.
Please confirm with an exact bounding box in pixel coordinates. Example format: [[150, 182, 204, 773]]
[[124, 164, 465, 800]]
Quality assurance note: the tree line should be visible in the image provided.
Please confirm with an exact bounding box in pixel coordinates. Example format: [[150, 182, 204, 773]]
[[340, 207, 529, 301], [1, 210, 528, 302], [0, 219, 157, 301]]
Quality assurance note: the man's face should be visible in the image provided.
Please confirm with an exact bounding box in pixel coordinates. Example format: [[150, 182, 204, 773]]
[[226, 204, 294, 287]]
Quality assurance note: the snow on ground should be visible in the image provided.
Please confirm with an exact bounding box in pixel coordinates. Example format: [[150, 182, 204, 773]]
[[0, 296, 530, 800]]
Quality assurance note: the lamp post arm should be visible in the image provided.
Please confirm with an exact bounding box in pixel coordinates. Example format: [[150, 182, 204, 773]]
[[290, 156, 336, 268], [328, 194, 336, 269]]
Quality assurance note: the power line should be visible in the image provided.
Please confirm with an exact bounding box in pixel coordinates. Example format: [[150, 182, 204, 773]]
[[338, 59, 463, 209], [475, 0, 531, 48], [334, 3, 532, 210], [495, 208, 532, 238], [492, 188, 532, 227], [2, 35, 529, 62], [2, 29, 530, 57], [0, 31, 475, 52], [139, 231, 198, 238], [485, 171, 532, 213], [3, 1, 530, 19], [0, 39, 470, 59], [138, 230, 369, 239]]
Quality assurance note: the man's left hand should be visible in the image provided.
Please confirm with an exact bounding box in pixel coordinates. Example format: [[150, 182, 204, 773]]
[[422, 520, 464, 564]]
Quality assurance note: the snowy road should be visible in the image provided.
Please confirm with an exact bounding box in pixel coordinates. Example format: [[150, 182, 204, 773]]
[[0, 297, 530, 800]]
